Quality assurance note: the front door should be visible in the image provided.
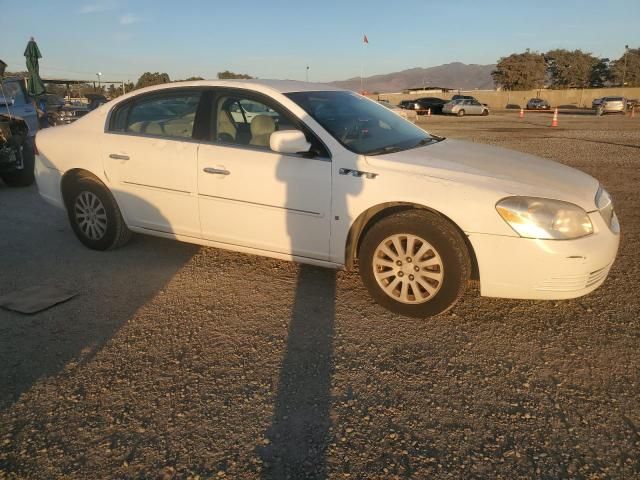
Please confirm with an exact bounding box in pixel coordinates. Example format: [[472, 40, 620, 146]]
[[197, 90, 332, 260], [103, 89, 202, 237]]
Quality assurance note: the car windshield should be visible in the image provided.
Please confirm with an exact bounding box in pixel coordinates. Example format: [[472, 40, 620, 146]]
[[286, 91, 432, 155], [0, 80, 27, 106]]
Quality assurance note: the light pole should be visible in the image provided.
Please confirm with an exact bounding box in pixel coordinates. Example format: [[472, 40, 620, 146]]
[[622, 45, 629, 87], [306, 66, 309, 82], [96, 72, 102, 90]]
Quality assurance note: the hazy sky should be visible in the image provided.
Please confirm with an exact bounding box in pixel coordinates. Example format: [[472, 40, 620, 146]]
[[1, 0, 637, 83]]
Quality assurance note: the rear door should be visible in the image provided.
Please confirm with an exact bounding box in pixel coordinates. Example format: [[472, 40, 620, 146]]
[[103, 89, 203, 237]]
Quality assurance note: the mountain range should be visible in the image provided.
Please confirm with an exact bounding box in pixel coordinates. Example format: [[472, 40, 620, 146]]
[[329, 62, 496, 93]]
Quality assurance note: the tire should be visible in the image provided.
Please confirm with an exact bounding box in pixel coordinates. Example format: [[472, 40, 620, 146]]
[[358, 210, 471, 318], [1, 139, 35, 187], [482, 109, 489, 116], [65, 176, 132, 250], [457, 109, 465, 117]]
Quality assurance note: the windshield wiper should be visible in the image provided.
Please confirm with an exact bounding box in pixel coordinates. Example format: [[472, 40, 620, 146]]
[[365, 145, 406, 156]]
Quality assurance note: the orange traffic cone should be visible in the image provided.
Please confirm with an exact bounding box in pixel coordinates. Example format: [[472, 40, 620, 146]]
[[427, 108, 431, 117], [551, 108, 558, 127], [519, 108, 524, 118]]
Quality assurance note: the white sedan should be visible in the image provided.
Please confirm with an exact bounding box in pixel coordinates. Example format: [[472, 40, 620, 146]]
[[34, 80, 620, 317]]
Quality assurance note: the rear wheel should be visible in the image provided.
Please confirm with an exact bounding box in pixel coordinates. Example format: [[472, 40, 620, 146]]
[[65, 176, 132, 250], [358, 210, 471, 317], [1, 140, 35, 187], [457, 109, 465, 117]]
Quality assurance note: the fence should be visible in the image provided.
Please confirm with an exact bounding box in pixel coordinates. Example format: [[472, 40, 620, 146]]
[[375, 87, 640, 109]]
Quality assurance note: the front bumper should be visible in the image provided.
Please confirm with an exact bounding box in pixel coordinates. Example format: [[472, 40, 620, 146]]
[[468, 211, 619, 300]]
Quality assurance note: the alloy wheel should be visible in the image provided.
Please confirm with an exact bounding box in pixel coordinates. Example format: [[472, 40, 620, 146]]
[[372, 234, 444, 304], [74, 191, 108, 240]]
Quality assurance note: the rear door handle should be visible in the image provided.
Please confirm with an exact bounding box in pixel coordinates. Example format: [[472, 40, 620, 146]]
[[109, 153, 130, 160], [203, 167, 230, 175]]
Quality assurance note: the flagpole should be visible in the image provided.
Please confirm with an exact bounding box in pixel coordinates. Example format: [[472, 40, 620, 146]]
[[360, 34, 363, 94]]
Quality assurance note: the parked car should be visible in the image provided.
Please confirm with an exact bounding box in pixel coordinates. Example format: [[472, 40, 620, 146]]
[[413, 97, 447, 114], [592, 97, 603, 109], [452, 94, 488, 107], [378, 101, 417, 122], [442, 98, 489, 116], [526, 98, 551, 110], [452, 94, 475, 101], [0, 78, 37, 186], [625, 98, 637, 111], [35, 80, 619, 317], [398, 99, 419, 110], [54, 94, 109, 125], [600, 97, 627, 114], [0, 77, 38, 136]]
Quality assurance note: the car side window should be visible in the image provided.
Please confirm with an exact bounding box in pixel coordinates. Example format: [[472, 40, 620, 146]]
[[213, 94, 298, 150], [113, 91, 201, 139]]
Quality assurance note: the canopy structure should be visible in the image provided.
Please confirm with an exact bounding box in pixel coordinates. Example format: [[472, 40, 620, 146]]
[[24, 38, 46, 97]]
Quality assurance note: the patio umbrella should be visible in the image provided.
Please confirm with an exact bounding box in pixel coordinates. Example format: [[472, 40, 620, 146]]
[[24, 37, 45, 97]]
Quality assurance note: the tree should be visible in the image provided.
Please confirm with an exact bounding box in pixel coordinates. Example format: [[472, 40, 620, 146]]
[[107, 83, 129, 99], [134, 72, 171, 89], [610, 47, 640, 87], [492, 52, 546, 90], [545, 49, 600, 88], [590, 58, 612, 87], [217, 70, 253, 80], [180, 76, 204, 81]]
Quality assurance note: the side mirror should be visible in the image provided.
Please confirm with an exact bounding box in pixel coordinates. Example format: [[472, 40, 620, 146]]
[[270, 130, 311, 154]]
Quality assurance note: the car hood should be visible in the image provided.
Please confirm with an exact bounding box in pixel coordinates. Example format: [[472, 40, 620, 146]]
[[364, 139, 600, 210]]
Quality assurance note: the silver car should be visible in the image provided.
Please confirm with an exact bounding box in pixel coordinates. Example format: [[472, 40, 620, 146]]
[[600, 97, 627, 114], [442, 98, 489, 116]]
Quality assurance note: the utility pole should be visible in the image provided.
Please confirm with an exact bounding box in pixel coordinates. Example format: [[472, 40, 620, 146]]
[[622, 44, 629, 87], [306, 66, 309, 82]]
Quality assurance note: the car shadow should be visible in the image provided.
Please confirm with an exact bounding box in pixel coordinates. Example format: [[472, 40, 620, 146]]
[[257, 266, 337, 479], [0, 183, 198, 409], [257, 105, 364, 478]]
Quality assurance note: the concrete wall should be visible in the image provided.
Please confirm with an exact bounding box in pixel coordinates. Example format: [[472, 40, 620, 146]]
[[374, 87, 640, 109]]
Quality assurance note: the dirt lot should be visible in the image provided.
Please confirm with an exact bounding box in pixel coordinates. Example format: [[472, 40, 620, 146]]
[[1, 111, 639, 479]]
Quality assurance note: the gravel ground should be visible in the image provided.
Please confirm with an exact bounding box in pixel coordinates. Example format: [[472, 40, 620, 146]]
[[1, 111, 639, 479]]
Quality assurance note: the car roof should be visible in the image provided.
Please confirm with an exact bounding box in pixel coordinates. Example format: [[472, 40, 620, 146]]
[[120, 79, 345, 98]]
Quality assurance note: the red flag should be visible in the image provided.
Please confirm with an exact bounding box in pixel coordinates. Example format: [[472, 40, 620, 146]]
[[363, 34, 369, 44]]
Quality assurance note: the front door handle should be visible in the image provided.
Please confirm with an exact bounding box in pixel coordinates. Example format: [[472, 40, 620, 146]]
[[109, 153, 130, 160], [203, 167, 230, 175]]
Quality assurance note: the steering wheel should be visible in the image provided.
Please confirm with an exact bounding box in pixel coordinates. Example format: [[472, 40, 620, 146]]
[[340, 117, 364, 143]]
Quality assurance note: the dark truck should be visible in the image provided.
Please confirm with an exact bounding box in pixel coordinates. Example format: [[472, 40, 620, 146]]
[[0, 73, 37, 186]]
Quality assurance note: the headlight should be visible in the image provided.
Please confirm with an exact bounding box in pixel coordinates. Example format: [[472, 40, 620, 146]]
[[595, 187, 619, 233], [496, 197, 593, 240]]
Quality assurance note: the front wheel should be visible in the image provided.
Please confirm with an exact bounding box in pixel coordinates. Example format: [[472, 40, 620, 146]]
[[358, 210, 471, 317], [457, 109, 465, 117], [482, 109, 489, 116]]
